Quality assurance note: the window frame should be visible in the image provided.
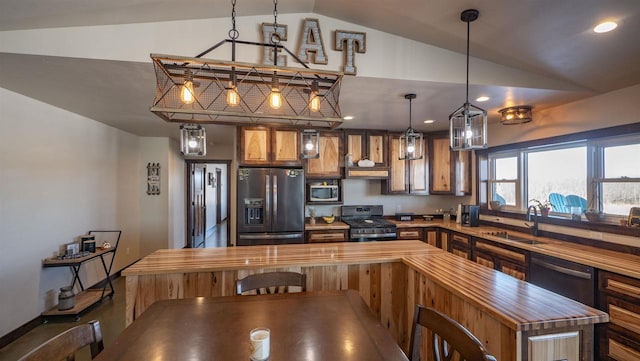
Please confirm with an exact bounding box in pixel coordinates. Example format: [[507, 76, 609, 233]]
[[488, 151, 521, 210], [481, 129, 640, 222]]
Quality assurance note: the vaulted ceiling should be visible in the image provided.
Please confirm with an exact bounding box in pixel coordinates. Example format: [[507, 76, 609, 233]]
[[1, 0, 638, 146]]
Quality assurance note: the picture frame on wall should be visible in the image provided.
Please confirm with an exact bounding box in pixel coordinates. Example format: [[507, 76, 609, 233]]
[[208, 172, 215, 187]]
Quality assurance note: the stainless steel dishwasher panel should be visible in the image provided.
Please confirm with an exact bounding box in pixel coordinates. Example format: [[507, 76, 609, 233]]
[[529, 253, 595, 307]]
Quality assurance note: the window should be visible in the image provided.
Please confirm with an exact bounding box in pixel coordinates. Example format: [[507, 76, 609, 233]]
[[594, 140, 640, 216], [526, 145, 587, 213], [484, 131, 640, 221], [489, 154, 518, 206]]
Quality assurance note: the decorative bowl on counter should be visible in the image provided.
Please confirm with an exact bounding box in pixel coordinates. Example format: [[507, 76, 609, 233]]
[[322, 215, 336, 224], [489, 201, 503, 210], [357, 159, 374, 167]]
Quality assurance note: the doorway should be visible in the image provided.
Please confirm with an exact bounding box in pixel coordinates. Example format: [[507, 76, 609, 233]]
[[186, 160, 231, 248]]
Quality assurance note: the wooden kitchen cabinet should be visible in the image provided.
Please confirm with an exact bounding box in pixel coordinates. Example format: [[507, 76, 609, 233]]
[[429, 132, 471, 195], [345, 130, 387, 166], [305, 130, 343, 178], [397, 227, 424, 241], [382, 133, 428, 194], [238, 126, 301, 166], [425, 228, 439, 248], [473, 238, 529, 281], [449, 232, 471, 260], [439, 229, 450, 252], [305, 229, 348, 243], [598, 270, 640, 360]]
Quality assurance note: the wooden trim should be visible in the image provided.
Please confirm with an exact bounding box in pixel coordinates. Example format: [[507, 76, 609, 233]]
[[475, 123, 640, 155]]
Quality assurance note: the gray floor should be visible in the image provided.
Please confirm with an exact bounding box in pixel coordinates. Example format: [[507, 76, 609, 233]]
[[0, 277, 126, 361], [204, 219, 228, 248]]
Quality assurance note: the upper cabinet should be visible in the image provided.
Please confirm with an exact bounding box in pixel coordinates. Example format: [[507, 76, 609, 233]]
[[305, 130, 343, 178], [383, 133, 428, 194], [238, 126, 301, 166], [345, 130, 387, 167], [429, 133, 471, 195]]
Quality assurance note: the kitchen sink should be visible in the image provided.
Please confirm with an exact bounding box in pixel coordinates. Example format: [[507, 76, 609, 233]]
[[482, 231, 542, 245]]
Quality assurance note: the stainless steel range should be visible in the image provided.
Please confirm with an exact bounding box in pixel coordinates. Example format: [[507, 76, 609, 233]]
[[341, 205, 397, 242]]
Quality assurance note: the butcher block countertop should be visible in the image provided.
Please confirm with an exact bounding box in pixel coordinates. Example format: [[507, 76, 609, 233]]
[[124, 241, 607, 331], [404, 254, 608, 331], [391, 219, 640, 279], [122, 240, 445, 276]]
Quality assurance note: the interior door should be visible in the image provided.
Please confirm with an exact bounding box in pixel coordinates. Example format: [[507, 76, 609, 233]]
[[190, 164, 206, 248]]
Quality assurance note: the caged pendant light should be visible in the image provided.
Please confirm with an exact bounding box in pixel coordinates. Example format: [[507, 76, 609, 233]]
[[150, 0, 343, 129], [180, 124, 207, 156], [399, 93, 423, 160], [449, 9, 488, 151]]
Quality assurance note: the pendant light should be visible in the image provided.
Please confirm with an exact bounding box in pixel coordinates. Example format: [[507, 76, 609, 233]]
[[180, 124, 206, 156], [301, 129, 320, 159], [449, 9, 488, 151], [150, 0, 343, 128], [399, 94, 423, 160]]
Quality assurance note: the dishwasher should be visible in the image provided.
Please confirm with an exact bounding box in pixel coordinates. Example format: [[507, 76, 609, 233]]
[[529, 253, 595, 307]]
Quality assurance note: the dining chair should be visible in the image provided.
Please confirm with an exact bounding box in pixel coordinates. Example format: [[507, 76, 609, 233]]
[[408, 305, 496, 361], [18, 320, 104, 361], [236, 271, 307, 295]]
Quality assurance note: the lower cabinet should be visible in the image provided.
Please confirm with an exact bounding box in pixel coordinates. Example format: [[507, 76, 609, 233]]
[[598, 270, 640, 360], [449, 232, 471, 260], [528, 331, 580, 361], [305, 230, 348, 243], [425, 228, 439, 248], [397, 227, 424, 241], [473, 238, 529, 281]]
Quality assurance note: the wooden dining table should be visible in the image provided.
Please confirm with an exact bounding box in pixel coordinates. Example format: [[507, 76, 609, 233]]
[[95, 290, 409, 360]]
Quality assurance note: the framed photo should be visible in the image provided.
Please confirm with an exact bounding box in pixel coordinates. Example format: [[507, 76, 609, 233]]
[[208, 172, 216, 187], [66, 243, 79, 256]]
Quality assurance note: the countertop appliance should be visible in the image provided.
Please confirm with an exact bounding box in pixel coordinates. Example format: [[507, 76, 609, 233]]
[[308, 182, 339, 202], [529, 253, 595, 307], [460, 204, 480, 227], [342, 205, 397, 242], [237, 167, 305, 246]]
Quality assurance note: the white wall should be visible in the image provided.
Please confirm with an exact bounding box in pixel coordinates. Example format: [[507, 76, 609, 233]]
[[139, 138, 186, 253], [488, 84, 640, 146], [168, 139, 185, 249], [0, 88, 142, 337]]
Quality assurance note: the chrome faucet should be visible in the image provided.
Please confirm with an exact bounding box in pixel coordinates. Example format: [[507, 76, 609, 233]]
[[525, 205, 539, 237]]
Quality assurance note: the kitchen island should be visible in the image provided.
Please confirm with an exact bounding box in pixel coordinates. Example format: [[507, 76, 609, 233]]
[[123, 241, 607, 361]]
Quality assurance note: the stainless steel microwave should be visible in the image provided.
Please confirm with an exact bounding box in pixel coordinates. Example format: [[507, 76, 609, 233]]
[[308, 184, 339, 202]]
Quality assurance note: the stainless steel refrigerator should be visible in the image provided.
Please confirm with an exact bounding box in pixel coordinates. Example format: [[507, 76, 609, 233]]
[[237, 167, 305, 246]]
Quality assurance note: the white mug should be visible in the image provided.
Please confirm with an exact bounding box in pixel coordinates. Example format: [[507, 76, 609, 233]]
[[249, 327, 270, 361]]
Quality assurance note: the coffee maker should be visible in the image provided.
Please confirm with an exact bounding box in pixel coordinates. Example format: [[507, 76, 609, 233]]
[[460, 205, 480, 227]]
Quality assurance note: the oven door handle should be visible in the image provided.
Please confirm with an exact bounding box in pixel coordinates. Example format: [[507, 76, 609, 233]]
[[531, 258, 592, 280]]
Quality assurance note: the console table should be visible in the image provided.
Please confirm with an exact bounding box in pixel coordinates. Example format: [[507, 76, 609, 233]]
[[42, 230, 120, 319]]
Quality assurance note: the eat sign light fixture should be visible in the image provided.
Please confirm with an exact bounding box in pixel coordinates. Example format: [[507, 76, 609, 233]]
[[449, 9, 488, 151], [150, 0, 343, 129]]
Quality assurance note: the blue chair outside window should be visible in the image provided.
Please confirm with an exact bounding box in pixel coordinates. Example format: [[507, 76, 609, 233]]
[[566, 195, 587, 212], [548, 193, 568, 213], [493, 193, 506, 205]]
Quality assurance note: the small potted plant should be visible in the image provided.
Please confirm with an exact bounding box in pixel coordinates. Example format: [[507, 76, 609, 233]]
[[529, 199, 554, 217]]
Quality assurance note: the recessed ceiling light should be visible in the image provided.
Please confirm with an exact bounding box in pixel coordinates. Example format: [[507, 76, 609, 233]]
[[594, 21, 618, 33], [476, 96, 490, 102], [423, 119, 435, 124], [343, 115, 354, 120]]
